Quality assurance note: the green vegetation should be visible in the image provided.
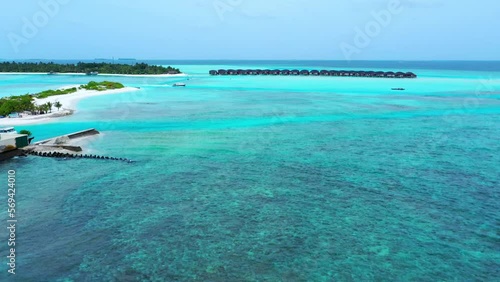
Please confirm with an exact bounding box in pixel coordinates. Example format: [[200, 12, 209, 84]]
[[37, 87, 78, 99], [0, 95, 35, 116], [0, 81, 124, 116], [0, 62, 181, 75], [80, 81, 124, 91], [54, 101, 62, 111], [19, 130, 32, 136]]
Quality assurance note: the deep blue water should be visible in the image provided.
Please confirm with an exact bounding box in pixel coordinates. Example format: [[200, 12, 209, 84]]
[[0, 61, 499, 281]]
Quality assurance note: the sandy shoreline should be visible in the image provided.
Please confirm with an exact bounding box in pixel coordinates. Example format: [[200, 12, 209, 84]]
[[0, 72, 186, 77], [0, 86, 139, 126]]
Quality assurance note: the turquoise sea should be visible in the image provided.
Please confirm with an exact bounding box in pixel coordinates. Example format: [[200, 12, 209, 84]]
[[0, 61, 499, 281]]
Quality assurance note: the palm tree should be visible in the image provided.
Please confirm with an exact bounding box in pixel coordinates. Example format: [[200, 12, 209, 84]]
[[46, 101, 52, 113], [35, 105, 42, 115], [54, 101, 62, 111]]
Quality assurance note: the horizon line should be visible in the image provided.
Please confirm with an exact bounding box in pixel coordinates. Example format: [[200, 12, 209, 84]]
[[2, 59, 500, 62]]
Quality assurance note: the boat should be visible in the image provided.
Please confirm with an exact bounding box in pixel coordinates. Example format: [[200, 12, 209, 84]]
[[173, 83, 186, 87], [0, 127, 18, 134], [47, 71, 57, 75], [86, 71, 99, 76], [391, 88, 405, 91]]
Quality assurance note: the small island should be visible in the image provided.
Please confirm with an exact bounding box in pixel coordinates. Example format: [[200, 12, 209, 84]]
[[0, 81, 138, 125], [0, 62, 182, 75]]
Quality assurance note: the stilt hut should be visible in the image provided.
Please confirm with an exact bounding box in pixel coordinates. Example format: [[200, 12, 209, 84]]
[[291, 70, 300, 75], [385, 71, 396, 78], [310, 70, 320, 76], [404, 72, 416, 78], [209, 70, 218, 75], [395, 72, 405, 78]]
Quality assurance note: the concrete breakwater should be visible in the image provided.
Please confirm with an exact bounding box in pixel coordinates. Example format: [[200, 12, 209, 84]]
[[34, 128, 100, 145], [25, 128, 134, 162], [209, 69, 417, 78], [25, 150, 134, 162]]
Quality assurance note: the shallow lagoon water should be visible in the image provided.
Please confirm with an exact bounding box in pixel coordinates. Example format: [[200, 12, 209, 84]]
[[0, 62, 499, 281]]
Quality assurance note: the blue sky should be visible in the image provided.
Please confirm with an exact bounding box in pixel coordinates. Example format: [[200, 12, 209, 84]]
[[1, 0, 499, 60]]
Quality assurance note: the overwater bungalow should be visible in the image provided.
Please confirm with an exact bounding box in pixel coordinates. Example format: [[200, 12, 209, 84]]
[[405, 72, 417, 78], [320, 70, 330, 76], [207, 69, 417, 79], [385, 71, 396, 78], [329, 70, 339, 76], [395, 72, 405, 78]]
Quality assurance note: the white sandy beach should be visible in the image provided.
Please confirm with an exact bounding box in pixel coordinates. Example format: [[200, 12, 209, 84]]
[[0, 86, 139, 126]]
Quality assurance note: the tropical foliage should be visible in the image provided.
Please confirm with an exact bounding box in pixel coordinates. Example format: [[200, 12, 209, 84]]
[[80, 81, 124, 91], [19, 130, 32, 136], [37, 87, 78, 99], [0, 62, 181, 75], [54, 101, 62, 111], [0, 95, 35, 116], [0, 81, 124, 116]]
